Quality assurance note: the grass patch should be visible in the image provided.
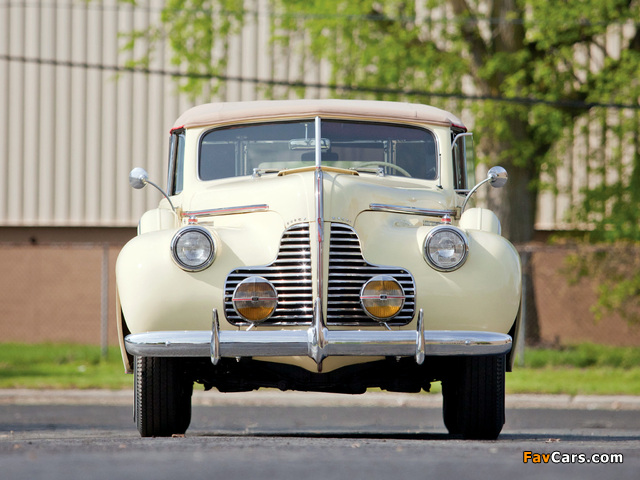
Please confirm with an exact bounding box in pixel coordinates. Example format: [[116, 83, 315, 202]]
[[519, 343, 640, 369], [505, 343, 640, 395], [0, 343, 132, 390], [0, 342, 638, 395], [506, 367, 640, 395]]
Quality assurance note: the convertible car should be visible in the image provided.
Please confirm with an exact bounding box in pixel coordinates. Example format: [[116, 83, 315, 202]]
[[116, 99, 522, 439]]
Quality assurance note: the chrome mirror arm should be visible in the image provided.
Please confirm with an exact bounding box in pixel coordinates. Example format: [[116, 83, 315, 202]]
[[460, 166, 508, 214], [129, 167, 177, 213]]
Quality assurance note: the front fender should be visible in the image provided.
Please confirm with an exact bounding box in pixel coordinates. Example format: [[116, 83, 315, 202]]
[[355, 211, 521, 334], [116, 211, 285, 335]]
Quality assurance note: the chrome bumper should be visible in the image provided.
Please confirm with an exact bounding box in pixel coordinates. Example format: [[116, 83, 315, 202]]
[[125, 308, 512, 366]]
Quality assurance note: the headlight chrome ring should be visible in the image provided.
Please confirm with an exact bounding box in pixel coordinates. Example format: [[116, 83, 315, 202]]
[[171, 226, 216, 272], [423, 226, 469, 272]]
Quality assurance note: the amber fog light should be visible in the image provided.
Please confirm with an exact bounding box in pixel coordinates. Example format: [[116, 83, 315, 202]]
[[360, 275, 405, 321], [232, 276, 278, 323]]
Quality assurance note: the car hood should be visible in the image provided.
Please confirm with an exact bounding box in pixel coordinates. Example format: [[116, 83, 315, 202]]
[[180, 170, 454, 225]]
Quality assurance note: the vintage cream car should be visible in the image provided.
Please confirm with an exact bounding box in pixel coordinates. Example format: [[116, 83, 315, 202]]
[[116, 99, 522, 439]]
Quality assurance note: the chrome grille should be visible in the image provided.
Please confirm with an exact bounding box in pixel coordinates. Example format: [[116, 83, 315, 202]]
[[327, 223, 415, 326], [224, 222, 415, 327], [224, 224, 313, 326]]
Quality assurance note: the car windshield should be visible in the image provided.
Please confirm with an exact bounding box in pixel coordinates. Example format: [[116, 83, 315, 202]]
[[199, 120, 437, 180]]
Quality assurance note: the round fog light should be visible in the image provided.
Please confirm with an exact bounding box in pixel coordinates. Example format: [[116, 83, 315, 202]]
[[232, 276, 278, 323], [360, 275, 405, 321]]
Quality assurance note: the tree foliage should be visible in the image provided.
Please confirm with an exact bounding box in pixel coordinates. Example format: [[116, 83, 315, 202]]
[[122, 0, 640, 327], [124, 0, 640, 238]]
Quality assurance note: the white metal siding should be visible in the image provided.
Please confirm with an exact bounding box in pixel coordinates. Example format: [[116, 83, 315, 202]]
[[0, 0, 295, 227]]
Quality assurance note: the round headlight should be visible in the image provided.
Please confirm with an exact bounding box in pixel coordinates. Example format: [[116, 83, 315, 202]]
[[171, 226, 216, 272], [360, 275, 405, 321], [423, 226, 469, 272], [232, 276, 278, 323]]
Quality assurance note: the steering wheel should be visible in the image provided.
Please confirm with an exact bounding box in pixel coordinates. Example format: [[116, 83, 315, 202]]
[[357, 162, 412, 177]]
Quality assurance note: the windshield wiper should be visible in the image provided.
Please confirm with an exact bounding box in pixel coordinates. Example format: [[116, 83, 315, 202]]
[[252, 168, 281, 178], [351, 166, 385, 176]]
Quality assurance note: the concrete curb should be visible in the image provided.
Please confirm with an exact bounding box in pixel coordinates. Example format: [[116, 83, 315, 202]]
[[1, 389, 640, 410]]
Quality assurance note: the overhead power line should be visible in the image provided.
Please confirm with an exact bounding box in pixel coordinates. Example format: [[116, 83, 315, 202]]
[[8, 2, 640, 29], [1, 53, 639, 111]]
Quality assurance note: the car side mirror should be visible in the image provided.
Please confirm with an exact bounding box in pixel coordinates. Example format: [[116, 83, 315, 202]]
[[128, 167, 176, 213], [461, 166, 508, 214], [129, 167, 150, 189], [487, 166, 508, 188]]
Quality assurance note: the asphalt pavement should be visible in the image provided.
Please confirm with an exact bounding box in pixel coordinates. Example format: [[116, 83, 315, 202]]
[[1, 389, 639, 480], [1, 388, 640, 410]]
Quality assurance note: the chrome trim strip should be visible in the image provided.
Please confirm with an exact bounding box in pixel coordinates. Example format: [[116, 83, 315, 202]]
[[415, 309, 425, 365], [125, 313, 512, 363], [313, 116, 327, 344], [211, 309, 220, 364], [451, 132, 473, 152], [182, 204, 269, 218], [309, 297, 328, 365], [369, 203, 457, 219], [126, 331, 213, 357]]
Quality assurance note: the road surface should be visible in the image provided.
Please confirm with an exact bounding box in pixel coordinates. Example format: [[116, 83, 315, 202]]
[[1, 390, 638, 479]]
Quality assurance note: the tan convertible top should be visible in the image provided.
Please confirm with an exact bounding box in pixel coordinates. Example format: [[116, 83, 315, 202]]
[[172, 99, 466, 131]]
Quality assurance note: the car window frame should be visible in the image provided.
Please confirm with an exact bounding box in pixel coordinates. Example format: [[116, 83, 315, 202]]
[[167, 128, 185, 196], [452, 130, 474, 192]]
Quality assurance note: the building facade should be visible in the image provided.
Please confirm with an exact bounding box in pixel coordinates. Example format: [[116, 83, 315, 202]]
[[1, 0, 638, 347]]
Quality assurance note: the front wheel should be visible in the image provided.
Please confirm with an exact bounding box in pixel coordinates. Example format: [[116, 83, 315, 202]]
[[134, 356, 193, 437], [441, 355, 506, 440]]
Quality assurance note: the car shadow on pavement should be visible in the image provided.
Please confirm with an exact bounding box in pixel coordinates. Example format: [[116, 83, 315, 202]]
[[191, 431, 640, 443]]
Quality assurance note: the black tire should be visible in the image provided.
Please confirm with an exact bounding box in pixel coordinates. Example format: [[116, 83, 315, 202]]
[[134, 356, 193, 437], [441, 354, 506, 440], [441, 377, 462, 434]]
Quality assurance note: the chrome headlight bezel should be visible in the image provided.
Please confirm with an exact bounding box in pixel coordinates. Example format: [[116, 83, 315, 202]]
[[423, 226, 469, 272], [170, 226, 216, 272]]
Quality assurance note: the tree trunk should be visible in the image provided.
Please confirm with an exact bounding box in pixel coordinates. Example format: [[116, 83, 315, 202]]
[[486, 155, 541, 345], [470, 0, 541, 345]]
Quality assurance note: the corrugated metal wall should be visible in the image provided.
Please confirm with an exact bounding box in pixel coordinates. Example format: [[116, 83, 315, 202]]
[[0, 0, 318, 227], [0, 0, 633, 229], [0, 0, 185, 226]]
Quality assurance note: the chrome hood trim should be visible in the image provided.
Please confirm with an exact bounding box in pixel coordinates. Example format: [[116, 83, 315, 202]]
[[182, 204, 269, 218], [369, 203, 457, 219]]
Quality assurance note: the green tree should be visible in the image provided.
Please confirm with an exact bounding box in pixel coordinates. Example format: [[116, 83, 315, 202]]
[[123, 0, 640, 339]]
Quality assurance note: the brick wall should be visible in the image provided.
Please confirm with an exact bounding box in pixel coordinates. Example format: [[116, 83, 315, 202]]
[[1, 232, 638, 347]]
